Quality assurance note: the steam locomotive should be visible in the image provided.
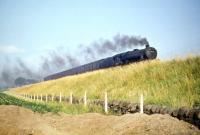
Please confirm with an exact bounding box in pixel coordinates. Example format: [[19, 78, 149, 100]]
[[44, 45, 157, 81]]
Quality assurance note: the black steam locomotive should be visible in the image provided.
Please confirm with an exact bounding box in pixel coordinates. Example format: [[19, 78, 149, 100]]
[[44, 45, 157, 81]]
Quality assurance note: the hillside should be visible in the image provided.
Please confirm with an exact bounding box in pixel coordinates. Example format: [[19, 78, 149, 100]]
[[9, 56, 200, 108]]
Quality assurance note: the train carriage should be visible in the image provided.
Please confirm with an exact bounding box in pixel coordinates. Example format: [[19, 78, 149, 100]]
[[44, 45, 157, 81]]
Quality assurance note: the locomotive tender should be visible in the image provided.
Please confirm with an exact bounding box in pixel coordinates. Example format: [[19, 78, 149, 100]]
[[44, 45, 157, 81]]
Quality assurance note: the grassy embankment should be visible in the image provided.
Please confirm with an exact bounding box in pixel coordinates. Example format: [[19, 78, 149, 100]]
[[9, 56, 200, 108], [0, 93, 103, 114]]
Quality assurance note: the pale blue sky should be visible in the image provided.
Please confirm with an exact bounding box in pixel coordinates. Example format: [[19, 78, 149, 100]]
[[0, 0, 200, 69]]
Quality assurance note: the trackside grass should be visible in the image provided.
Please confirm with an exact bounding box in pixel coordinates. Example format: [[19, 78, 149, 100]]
[[9, 56, 200, 108]]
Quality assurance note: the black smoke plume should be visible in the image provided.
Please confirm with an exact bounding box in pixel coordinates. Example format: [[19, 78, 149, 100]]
[[0, 58, 42, 88], [85, 34, 148, 57], [0, 34, 148, 89]]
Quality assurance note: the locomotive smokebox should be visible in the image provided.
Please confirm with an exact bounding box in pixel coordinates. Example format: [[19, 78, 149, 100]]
[[144, 45, 157, 59]]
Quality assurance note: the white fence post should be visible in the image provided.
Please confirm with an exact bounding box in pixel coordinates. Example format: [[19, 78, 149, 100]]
[[36, 94, 38, 101], [60, 92, 62, 103], [34, 94, 35, 101], [46, 94, 48, 102], [41, 94, 43, 101], [84, 91, 87, 106], [52, 93, 54, 101], [104, 92, 108, 114], [31, 94, 32, 100], [70, 92, 73, 104], [140, 93, 144, 114]]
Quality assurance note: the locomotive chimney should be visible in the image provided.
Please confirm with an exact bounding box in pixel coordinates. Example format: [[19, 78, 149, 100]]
[[145, 44, 150, 48]]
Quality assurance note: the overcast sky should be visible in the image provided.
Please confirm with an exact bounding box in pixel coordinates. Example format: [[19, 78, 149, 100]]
[[0, 0, 200, 87]]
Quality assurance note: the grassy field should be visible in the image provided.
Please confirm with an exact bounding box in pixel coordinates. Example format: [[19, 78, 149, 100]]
[[0, 93, 103, 114], [9, 56, 200, 108]]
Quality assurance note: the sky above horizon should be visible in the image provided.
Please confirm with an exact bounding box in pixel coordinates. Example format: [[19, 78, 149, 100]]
[[0, 0, 200, 87]]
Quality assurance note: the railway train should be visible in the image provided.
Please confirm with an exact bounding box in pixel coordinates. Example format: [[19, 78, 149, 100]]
[[44, 45, 157, 81]]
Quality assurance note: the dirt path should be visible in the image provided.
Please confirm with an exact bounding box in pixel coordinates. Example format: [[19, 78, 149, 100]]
[[0, 105, 199, 135]]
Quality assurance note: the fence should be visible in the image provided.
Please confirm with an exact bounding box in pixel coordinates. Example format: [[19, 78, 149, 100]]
[[19, 91, 144, 114], [14, 91, 200, 129]]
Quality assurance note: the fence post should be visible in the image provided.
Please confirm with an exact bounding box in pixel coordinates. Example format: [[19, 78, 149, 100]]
[[70, 92, 73, 104], [140, 93, 144, 114], [41, 94, 43, 101], [52, 93, 54, 101], [46, 94, 48, 102], [60, 92, 62, 103], [36, 94, 38, 101], [34, 94, 35, 101], [84, 91, 87, 106], [31, 94, 32, 100], [104, 92, 108, 114]]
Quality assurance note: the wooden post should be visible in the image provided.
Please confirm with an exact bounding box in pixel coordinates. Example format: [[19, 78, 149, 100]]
[[59, 92, 62, 103], [34, 94, 35, 101], [46, 94, 48, 102], [31, 94, 32, 100], [140, 94, 144, 114], [41, 94, 43, 101], [84, 91, 87, 106], [104, 92, 108, 114], [52, 93, 54, 101], [36, 94, 38, 101], [70, 92, 73, 104]]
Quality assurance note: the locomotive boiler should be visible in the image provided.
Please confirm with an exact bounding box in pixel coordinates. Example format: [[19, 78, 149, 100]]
[[44, 45, 157, 81]]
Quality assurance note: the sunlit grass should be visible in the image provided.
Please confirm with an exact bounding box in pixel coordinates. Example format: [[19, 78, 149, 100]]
[[9, 56, 200, 108]]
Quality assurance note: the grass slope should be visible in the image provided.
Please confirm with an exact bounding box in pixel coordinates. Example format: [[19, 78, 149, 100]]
[[9, 56, 200, 108]]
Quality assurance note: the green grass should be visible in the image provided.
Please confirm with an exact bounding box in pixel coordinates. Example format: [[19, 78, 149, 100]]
[[0, 93, 104, 114], [9, 56, 200, 108]]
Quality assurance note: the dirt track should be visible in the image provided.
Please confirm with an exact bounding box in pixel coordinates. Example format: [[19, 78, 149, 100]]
[[0, 105, 199, 135]]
